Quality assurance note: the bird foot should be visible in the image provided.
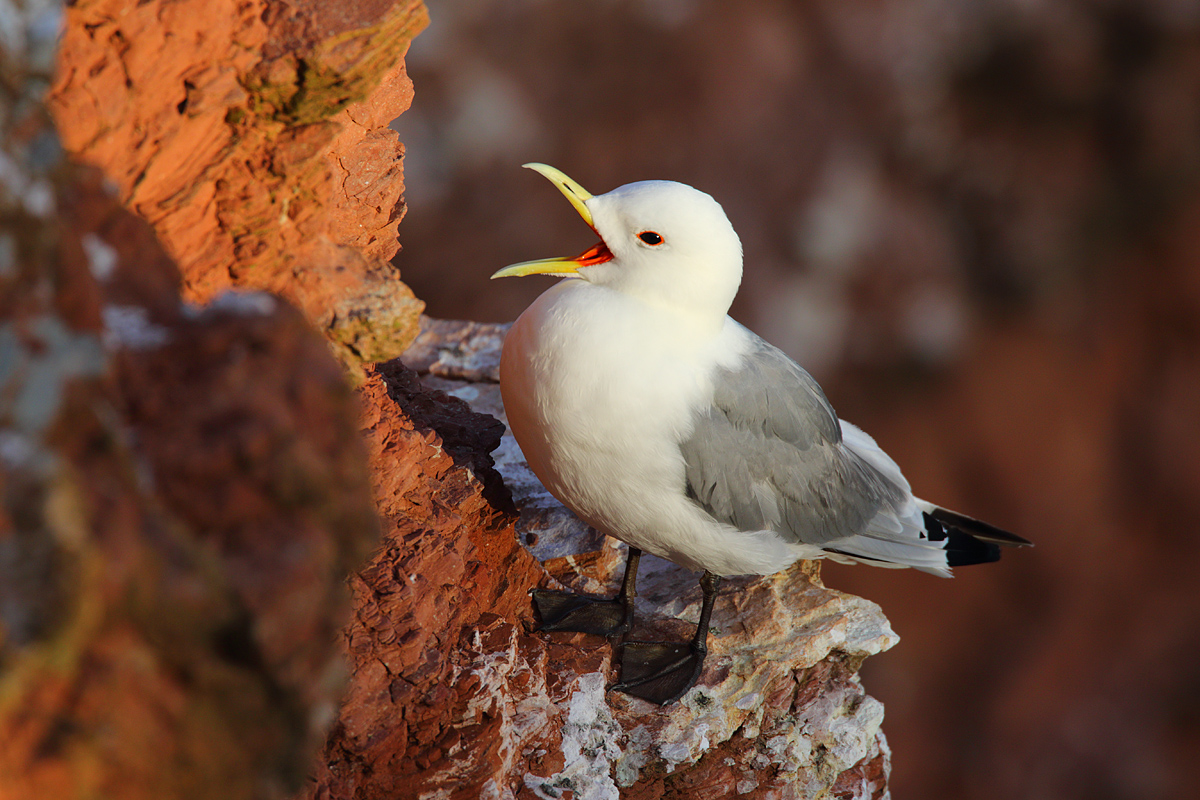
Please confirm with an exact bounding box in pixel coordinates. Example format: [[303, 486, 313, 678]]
[[613, 641, 706, 705], [531, 589, 632, 637]]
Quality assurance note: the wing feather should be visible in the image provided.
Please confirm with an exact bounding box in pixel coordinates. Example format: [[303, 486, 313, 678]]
[[680, 331, 1027, 575], [681, 337, 911, 548]]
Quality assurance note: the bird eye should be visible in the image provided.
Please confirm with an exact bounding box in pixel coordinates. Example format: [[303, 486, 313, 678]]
[[638, 231, 664, 246]]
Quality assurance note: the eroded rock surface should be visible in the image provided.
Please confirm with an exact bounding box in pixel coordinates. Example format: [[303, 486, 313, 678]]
[[48, 0, 430, 365], [310, 319, 898, 799], [3, 2, 404, 796], [1, 161, 376, 800]]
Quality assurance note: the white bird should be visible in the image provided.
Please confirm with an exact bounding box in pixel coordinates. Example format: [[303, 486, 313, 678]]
[[492, 163, 1030, 705]]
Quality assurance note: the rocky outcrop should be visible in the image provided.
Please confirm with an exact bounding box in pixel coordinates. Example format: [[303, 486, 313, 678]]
[[311, 320, 897, 799], [1, 140, 375, 800], [48, 0, 429, 365], [4, 0, 415, 796], [8, 1, 901, 797]]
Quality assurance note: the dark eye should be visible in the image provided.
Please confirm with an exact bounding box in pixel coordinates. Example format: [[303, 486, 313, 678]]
[[637, 230, 664, 246]]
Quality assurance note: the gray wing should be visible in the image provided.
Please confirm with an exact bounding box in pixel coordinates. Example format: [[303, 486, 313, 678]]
[[680, 336, 908, 546]]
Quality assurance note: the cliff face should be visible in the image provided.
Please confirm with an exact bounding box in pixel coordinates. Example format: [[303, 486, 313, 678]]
[[0, 160, 377, 800], [4, 1, 898, 798], [4, 0, 422, 795], [47, 0, 428, 365]]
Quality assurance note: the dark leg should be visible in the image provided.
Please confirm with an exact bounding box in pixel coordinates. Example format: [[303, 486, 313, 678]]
[[612, 571, 722, 705], [531, 547, 641, 637]]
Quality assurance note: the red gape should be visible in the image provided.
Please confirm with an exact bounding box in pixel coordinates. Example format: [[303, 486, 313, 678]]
[[573, 241, 614, 266]]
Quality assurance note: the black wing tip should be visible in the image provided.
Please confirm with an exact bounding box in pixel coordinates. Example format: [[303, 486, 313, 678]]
[[926, 507, 1033, 548], [923, 508, 1030, 568], [944, 531, 1002, 567]]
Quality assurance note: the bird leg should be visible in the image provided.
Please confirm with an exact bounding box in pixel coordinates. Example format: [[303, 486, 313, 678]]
[[531, 547, 641, 638], [612, 571, 722, 705]]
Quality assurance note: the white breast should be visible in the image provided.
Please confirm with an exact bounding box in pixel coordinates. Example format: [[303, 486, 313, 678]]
[[500, 279, 806, 575]]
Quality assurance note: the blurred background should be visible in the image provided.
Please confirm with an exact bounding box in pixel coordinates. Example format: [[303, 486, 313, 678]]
[[392, 1, 1200, 798]]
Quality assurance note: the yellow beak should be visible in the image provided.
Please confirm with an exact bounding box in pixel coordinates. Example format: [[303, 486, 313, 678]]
[[491, 163, 612, 279]]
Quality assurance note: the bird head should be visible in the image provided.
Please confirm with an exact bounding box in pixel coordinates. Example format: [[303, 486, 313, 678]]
[[492, 163, 743, 321]]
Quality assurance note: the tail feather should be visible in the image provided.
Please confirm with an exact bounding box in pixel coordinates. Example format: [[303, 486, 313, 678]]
[[822, 500, 1030, 575]]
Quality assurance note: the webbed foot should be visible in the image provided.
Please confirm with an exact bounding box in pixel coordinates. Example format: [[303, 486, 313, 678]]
[[531, 589, 633, 637], [612, 641, 707, 705]]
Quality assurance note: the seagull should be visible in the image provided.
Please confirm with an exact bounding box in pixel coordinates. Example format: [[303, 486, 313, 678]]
[[492, 163, 1030, 705]]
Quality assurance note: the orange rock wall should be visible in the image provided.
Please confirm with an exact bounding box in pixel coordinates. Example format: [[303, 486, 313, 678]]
[[48, 0, 429, 364], [4, 0, 434, 796], [317, 365, 547, 798], [0, 160, 378, 799]]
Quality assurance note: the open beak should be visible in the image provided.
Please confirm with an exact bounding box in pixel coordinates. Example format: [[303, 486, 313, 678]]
[[491, 163, 614, 279]]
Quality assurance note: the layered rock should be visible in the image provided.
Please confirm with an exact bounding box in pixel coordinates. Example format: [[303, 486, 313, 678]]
[[1, 146, 375, 800], [3, 0, 411, 796], [48, 0, 430, 365]]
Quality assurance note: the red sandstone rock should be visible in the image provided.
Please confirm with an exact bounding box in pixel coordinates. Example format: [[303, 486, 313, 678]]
[[310, 364, 544, 799], [2, 3, 397, 794], [1, 162, 376, 800], [48, 0, 430, 365]]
